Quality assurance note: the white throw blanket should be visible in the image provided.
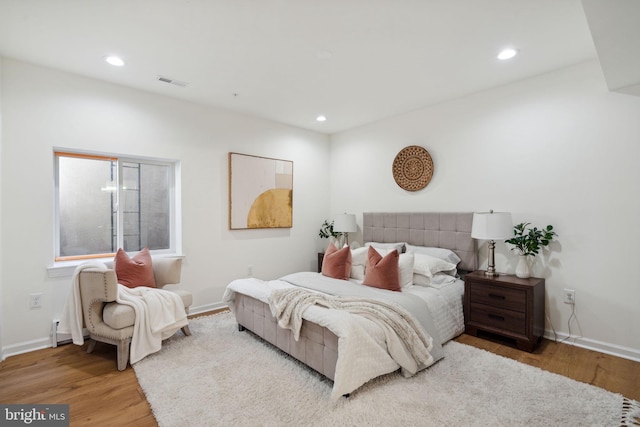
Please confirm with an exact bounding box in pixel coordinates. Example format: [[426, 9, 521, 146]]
[[58, 262, 188, 364], [118, 285, 188, 363], [269, 288, 434, 371], [58, 262, 108, 345]]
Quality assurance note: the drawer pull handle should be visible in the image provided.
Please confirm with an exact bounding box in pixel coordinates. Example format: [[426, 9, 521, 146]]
[[488, 293, 506, 300], [488, 314, 505, 321]]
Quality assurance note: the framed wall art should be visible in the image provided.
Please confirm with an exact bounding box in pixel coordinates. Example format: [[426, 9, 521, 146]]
[[228, 152, 293, 229]]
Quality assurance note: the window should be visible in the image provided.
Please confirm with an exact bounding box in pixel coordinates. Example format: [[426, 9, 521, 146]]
[[55, 151, 179, 261]]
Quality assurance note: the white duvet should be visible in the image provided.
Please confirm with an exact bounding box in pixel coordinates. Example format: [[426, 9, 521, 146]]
[[222, 273, 460, 399]]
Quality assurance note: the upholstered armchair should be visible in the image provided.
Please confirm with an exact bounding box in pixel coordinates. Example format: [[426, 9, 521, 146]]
[[78, 257, 192, 370]]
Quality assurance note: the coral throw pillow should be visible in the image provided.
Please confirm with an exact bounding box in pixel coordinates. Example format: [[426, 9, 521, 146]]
[[321, 243, 352, 280], [363, 246, 401, 292], [113, 247, 157, 288]]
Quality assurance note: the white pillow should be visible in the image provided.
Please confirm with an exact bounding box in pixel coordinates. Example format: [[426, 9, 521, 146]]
[[398, 251, 415, 288], [405, 244, 461, 265], [413, 272, 457, 288], [413, 253, 456, 278], [365, 242, 405, 253], [350, 246, 368, 280]]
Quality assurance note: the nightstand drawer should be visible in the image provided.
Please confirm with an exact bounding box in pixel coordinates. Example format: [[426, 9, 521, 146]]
[[469, 303, 526, 335], [469, 282, 526, 312]]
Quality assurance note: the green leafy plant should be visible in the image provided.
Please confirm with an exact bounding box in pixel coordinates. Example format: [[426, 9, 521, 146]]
[[505, 223, 557, 257], [318, 220, 342, 239]]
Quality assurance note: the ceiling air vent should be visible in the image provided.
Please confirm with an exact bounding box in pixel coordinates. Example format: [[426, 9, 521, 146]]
[[156, 75, 188, 88]]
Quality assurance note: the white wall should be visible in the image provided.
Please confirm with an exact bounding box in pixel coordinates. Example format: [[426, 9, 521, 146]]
[[330, 60, 640, 359], [0, 58, 330, 355], [0, 56, 4, 360]]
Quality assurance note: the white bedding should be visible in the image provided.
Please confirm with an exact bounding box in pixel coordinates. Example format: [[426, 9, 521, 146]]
[[403, 280, 465, 343], [345, 275, 465, 343], [222, 272, 464, 399]]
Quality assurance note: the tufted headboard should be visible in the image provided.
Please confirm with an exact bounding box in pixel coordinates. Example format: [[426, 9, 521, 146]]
[[362, 212, 477, 272]]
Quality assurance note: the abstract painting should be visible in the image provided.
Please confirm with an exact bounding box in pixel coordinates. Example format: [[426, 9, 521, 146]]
[[228, 152, 293, 229]]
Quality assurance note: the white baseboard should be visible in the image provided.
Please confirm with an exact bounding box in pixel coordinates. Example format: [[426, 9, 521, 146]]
[[544, 330, 640, 363], [188, 302, 229, 316], [2, 337, 52, 360]]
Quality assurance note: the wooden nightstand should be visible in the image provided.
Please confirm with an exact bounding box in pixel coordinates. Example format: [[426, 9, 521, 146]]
[[464, 270, 545, 352], [317, 252, 324, 273]]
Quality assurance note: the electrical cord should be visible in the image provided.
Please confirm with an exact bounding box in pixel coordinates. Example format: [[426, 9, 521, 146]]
[[559, 302, 578, 344]]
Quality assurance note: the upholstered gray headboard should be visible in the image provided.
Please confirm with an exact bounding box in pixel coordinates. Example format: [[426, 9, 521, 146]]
[[362, 212, 477, 272]]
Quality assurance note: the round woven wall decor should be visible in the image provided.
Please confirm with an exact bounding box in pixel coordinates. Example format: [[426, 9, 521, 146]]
[[392, 145, 434, 191]]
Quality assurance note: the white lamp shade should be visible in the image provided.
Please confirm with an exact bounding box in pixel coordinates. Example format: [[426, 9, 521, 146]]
[[471, 212, 513, 241], [333, 213, 357, 233]]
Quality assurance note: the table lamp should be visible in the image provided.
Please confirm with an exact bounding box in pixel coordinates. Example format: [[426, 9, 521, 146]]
[[471, 210, 513, 277], [333, 213, 357, 246]]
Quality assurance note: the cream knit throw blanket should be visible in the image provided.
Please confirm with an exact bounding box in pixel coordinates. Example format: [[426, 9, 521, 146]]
[[268, 288, 434, 369]]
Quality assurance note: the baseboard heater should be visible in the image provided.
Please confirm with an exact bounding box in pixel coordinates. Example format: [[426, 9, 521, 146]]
[[51, 320, 88, 347]]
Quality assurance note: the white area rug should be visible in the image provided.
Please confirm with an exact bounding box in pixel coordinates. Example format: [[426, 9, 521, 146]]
[[134, 312, 638, 426]]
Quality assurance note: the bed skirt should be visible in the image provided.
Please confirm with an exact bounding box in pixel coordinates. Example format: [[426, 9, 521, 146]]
[[234, 292, 339, 381]]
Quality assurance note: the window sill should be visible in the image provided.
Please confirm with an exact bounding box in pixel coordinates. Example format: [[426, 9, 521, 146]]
[[47, 253, 186, 279]]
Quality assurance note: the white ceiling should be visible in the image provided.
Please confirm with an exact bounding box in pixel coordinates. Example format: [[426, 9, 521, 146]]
[[582, 0, 640, 97], [0, 0, 606, 134]]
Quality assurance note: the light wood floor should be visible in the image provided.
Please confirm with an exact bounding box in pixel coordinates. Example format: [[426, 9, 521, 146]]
[[455, 333, 640, 402], [1, 312, 638, 426]]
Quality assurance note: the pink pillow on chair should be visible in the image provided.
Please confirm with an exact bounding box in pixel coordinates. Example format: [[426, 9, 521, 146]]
[[363, 246, 401, 292], [321, 243, 352, 280], [113, 247, 157, 288]]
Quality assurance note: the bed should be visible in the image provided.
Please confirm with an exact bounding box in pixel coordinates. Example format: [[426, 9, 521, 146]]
[[222, 212, 477, 399]]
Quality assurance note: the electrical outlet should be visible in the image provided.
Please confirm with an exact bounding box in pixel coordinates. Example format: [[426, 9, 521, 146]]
[[247, 265, 253, 276], [563, 289, 575, 305], [30, 293, 43, 308]]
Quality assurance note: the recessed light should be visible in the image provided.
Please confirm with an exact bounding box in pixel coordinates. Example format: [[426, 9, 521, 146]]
[[105, 56, 125, 67], [497, 48, 518, 60], [316, 115, 327, 122]]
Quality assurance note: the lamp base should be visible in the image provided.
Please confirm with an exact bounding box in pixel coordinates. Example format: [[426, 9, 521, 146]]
[[485, 240, 500, 277]]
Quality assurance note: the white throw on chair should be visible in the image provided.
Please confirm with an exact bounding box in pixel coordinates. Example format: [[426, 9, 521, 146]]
[[76, 257, 192, 370]]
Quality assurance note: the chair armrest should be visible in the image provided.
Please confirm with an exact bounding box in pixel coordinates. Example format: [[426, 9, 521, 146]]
[[153, 258, 182, 288], [78, 269, 119, 303]]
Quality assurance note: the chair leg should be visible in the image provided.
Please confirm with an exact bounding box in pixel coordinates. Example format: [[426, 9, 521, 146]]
[[116, 338, 131, 371], [86, 339, 97, 354], [182, 306, 191, 336]]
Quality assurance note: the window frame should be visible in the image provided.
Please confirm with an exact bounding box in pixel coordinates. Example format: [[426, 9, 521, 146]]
[[53, 149, 181, 264]]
